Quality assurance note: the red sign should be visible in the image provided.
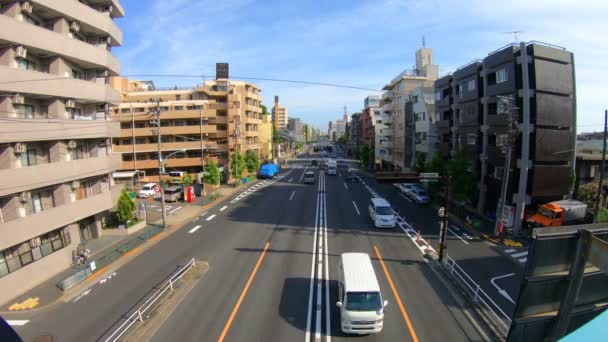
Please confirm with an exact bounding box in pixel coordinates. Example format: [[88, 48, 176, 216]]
[[153, 185, 160, 193]]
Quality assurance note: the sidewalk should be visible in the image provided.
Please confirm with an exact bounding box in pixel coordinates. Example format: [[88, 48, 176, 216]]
[[0, 181, 257, 314]]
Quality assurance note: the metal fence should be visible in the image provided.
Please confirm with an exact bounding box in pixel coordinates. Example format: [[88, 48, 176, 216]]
[[103, 258, 197, 342], [442, 254, 512, 336]]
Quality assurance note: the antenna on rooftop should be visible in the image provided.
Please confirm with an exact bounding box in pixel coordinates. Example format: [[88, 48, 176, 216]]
[[504, 31, 523, 43], [422, 35, 426, 48]]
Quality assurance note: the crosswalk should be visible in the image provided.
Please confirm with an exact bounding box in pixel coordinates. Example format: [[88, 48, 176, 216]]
[[503, 248, 528, 264]]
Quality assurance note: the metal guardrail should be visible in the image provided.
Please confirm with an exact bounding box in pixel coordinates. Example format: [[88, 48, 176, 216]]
[[104, 258, 197, 342], [442, 254, 512, 335]]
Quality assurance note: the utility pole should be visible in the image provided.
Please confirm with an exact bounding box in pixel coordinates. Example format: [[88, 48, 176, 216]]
[[593, 110, 607, 223], [131, 105, 137, 184], [438, 175, 450, 262], [151, 98, 167, 228], [494, 96, 517, 236]]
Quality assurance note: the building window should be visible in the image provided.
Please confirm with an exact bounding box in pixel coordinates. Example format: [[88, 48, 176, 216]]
[[174, 106, 183, 111], [496, 134, 508, 147], [175, 95, 181, 101], [496, 68, 508, 83], [14, 104, 34, 119], [72, 69, 84, 80], [466, 134, 476, 145], [416, 112, 426, 122], [413, 95, 419, 103], [0, 228, 71, 279], [17, 58, 36, 71], [468, 79, 476, 91], [121, 108, 130, 113]]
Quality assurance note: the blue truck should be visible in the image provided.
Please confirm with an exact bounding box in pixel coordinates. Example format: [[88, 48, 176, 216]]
[[258, 163, 280, 179]]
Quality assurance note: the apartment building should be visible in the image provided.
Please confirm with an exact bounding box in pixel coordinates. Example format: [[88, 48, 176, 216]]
[[411, 87, 436, 163], [0, 0, 124, 305], [259, 114, 272, 162], [382, 46, 438, 171], [272, 96, 288, 131], [111, 78, 263, 180], [287, 117, 305, 143], [434, 42, 576, 232]]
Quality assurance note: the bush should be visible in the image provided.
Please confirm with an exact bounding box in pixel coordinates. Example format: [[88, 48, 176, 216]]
[[245, 150, 260, 174], [116, 188, 135, 225]]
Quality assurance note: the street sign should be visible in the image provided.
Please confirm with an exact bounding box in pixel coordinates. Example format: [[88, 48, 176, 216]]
[[420, 172, 439, 179], [152, 185, 160, 193], [438, 207, 445, 217]]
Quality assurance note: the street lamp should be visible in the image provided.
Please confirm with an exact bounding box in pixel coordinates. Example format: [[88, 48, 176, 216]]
[[158, 148, 187, 228]]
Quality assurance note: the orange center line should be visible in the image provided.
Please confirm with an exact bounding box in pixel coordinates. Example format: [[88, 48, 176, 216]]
[[217, 242, 270, 342], [374, 245, 420, 342]]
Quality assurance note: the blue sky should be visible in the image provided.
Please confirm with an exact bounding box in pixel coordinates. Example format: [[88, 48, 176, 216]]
[[114, 0, 607, 132]]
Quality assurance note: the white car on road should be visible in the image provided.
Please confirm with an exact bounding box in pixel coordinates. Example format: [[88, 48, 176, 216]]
[[394, 183, 417, 196], [409, 187, 430, 204], [368, 198, 396, 228], [138, 183, 158, 198]]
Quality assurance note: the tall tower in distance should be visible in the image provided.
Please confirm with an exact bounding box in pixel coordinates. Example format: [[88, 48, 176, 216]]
[[415, 35, 439, 79]]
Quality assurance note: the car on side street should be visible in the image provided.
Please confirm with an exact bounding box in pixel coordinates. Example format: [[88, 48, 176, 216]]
[[345, 169, 359, 183], [394, 183, 417, 196], [409, 187, 430, 204], [138, 183, 158, 198], [303, 171, 316, 184]]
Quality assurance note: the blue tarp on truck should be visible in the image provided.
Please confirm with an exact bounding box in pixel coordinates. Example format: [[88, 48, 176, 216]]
[[258, 163, 280, 179]]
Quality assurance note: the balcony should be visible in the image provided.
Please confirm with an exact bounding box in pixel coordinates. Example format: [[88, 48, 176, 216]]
[[113, 141, 218, 153], [382, 128, 394, 137], [0, 154, 120, 197], [0, 119, 118, 144], [214, 130, 228, 138], [381, 103, 393, 113], [121, 157, 205, 170], [244, 131, 259, 137], [32, 0, 123, 45], [0, 190, 113, 250], [0, 15, 120, 74], [123, 125, 217, 137], [0, 66, 120, 103]]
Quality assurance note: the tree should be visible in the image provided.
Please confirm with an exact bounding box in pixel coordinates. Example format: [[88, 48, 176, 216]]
[[357, 144, 370, 167], [230, 152, 246, 182], [272, 125, 283, 143], [446, 152, 478, 205], [203, 160, 220, 185], [414, 153, 426, 172], [116, 188, 135, 225], [260, 104, 268, 115], [244, 149, 260, 174]]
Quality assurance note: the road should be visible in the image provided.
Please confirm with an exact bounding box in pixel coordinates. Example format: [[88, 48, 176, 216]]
[[14, 147, 486, 341]]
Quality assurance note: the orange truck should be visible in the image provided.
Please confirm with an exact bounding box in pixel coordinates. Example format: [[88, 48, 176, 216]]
[[526, 200, 588, 228]]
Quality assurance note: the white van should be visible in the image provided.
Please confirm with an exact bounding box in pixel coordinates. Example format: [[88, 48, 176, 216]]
[[326, 159, 337, 175], [368, 198, 396, 228], [138, 183, 158, 198], [336, 253, 387, 334]]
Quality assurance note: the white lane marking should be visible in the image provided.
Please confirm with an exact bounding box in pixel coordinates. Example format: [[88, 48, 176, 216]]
[[518, 257, 527, 263], [289, 190, 296, 201], [191, 218, 198, 223], [6, 320, 29, 326], [200, 212, 208, 217], [72, 288, 92, 302], [490, 273, 516, 304], [298, 165, 309, 183], [323, 180, 331, 341], [352, 201, 360, 215], [288, 178, 294, 182], [511, 251, 528, 258], [504, 248, 516, 253], [343, 182, 348, 190], [188, 225, 202, 233], [399, 193, 412, 202], [219, 205, 228, 212], [304, 192, 321, 342], [447, 227, 470, 245], [206, 214, 216, 221], [450, 225, 461, 231], [168, 206, 183, 214]]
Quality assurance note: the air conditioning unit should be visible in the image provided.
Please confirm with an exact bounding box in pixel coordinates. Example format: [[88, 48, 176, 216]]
[[21, 1, 33, 14], [104, 36, 111, 45], [19, 191, 30, 202], [15, 45, 27, 58], [67, 140, 77, 149], [14, 142, 26, 153], [71, 181, 80, 189], [102, 5, 113, 13], [70, 21, 80, 32], [65, 99, 76, 108], [97, 70, 109, 77], [13, 93, 25, 104]]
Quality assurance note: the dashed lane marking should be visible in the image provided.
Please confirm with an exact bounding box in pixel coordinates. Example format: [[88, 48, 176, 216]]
[[6, 320, 29, 326], [206, 214, 216, 221], [220, 206, 228, 212], [352, 201, 360, 215], [511, 251, 528, 258], [289, 190, 296, 201], [188, 225, 202, 233]]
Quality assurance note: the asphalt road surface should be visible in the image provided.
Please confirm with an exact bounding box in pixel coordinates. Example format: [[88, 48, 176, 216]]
[[14, 148, 488, 342]]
